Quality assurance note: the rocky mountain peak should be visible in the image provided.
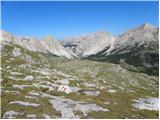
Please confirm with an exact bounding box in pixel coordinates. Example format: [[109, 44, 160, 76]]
[[1, 30, 16, 42], [63, 31, 115, 57], [43, 35, 56, 43], [137, 23, 156, 31], [42, 35, 63, 49], [143, 23, 155, 29]]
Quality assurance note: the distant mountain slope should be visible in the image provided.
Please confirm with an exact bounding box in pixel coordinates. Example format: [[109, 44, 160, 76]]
[[87, 23, 159, 75], [63, 32, 115, 57], [1, 23, 159, 75], [1, 31, 74, 58]]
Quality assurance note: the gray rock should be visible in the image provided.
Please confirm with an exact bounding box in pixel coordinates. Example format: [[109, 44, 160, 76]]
[[107, 89, 117, 93], [132, 97, 159, 111], [49, 96, 109, 118], [9, 101, 40, 107], [24, 75, 33, 81], [55, 79, 70, 85], [82, 91, 100, 96], [12, 47, 21, 57], [3, 111, 22, 119]]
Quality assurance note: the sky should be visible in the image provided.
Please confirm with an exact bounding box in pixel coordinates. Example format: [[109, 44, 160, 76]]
[[1, 1, 159, 39]]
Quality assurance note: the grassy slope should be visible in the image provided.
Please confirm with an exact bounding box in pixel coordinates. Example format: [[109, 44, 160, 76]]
[[1, 43, 159, 118], [87, 41, 159, 76]]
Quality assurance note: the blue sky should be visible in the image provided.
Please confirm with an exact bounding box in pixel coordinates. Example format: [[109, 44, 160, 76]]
[[1, 1, 159, 39]]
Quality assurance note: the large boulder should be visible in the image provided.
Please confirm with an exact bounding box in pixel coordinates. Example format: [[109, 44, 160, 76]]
[[57, 85, 72, 94]]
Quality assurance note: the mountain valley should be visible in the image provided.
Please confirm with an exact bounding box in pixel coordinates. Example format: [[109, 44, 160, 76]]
[[1, 23, 159, 119]]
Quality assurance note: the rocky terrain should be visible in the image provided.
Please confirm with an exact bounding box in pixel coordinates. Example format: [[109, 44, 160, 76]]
[[64, 23, 159, 76], [1, 30, 74, 58], [63, 31, 115, 57], [87, 23, 159, 75], [1, 23, 159, 119]]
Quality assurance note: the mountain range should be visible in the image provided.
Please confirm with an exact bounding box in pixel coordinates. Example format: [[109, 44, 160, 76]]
[[1, 23, 159, 75]]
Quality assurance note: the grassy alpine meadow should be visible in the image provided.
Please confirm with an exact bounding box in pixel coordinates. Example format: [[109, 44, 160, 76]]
[[1, 44, 159, 119]]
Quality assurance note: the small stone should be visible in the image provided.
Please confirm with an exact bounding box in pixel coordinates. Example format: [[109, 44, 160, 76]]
[[28, 92, 40, 96], [24, 75, 33, 81], [108, 89, 117, 93], [27, 114, 36, 118]]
